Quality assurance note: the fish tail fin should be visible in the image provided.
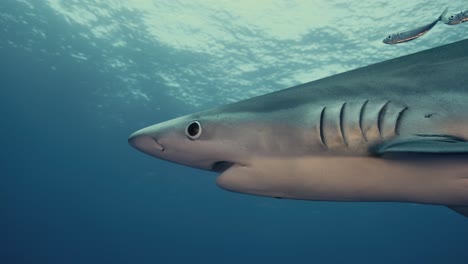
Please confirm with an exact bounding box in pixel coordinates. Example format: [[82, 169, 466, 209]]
[[439, 7, 449, 23]]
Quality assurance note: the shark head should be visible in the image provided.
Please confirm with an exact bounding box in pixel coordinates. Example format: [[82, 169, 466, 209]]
[[128, 106, 294, 173], [129, 113, 237, 172]]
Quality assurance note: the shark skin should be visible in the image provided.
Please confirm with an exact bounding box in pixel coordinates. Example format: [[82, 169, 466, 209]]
[[129, 39, 468, 217]]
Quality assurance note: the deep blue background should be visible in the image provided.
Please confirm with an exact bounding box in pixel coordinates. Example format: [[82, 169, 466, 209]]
[[1, 1, 468, 263]]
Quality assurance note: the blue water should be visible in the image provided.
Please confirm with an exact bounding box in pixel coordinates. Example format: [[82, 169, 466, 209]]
[[2, 1, 468, 263]]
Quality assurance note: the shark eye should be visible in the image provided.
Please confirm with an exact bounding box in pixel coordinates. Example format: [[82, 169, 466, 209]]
[[186, 121, 202, 140]]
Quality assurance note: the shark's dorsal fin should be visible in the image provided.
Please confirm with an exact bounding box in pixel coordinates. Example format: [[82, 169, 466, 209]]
[[447, 206, 468, 218], [372, 135, 468, 155]]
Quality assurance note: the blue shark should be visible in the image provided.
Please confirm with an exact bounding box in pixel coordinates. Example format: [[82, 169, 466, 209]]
[[129, 39, 468, 217]]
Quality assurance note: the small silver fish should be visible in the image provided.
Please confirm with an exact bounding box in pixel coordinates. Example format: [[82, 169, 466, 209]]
[[442, 9, 468, 25], [383, 8, 448, 44]]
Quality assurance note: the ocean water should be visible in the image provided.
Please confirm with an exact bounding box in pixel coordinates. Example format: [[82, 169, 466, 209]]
[[1, 1, 468, 263]]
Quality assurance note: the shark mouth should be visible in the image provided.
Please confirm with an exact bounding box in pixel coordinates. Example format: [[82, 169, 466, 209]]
[[211, 161, 235, 172]]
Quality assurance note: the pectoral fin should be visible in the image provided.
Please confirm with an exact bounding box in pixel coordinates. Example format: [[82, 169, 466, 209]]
[[447, 206, 468, 218], [372, 135, 468, 156]]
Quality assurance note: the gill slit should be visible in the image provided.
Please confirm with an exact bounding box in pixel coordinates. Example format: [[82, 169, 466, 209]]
[[319, 106, 327, 149], [339, 102, 348, 146], [377, 101, 391, 139], [394, 106, 408, 136], [359, 100, 369, 142]]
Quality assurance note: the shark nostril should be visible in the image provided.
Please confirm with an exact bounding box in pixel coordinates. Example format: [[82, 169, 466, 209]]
[[153, 138, 165, 152], [128, 132, 165, 153]]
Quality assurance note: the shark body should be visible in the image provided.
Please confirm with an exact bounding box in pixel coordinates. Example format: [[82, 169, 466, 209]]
[[129, 39, 468, 217]]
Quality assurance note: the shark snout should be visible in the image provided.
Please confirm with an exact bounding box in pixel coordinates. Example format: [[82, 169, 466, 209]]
[[128, 129, 165, 154]]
